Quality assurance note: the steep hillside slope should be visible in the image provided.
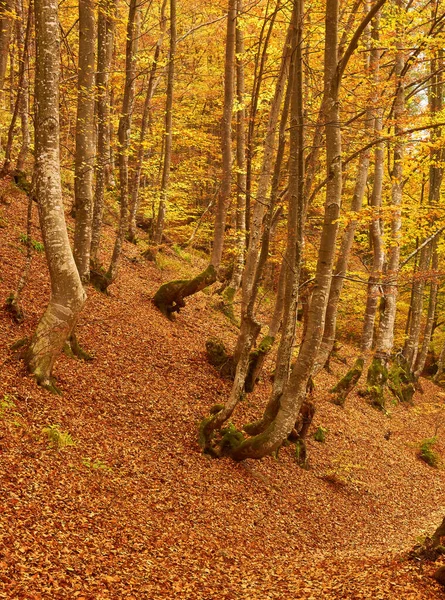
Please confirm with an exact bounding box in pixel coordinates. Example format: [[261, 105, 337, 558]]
[[1, 181, 445, 599]]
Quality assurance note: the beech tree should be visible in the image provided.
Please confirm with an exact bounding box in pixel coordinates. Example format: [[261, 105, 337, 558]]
[[26, 0, 86, 391], [199, 0, 387, 459], [73, 0, 96, 284]]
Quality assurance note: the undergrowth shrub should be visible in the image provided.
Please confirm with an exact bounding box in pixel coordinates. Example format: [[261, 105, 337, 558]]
[[418, 437, 440, 468], [42, 424, 76, 449]]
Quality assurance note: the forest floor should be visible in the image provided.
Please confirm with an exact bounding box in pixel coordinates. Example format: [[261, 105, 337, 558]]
[[1, 180, 445, 599]]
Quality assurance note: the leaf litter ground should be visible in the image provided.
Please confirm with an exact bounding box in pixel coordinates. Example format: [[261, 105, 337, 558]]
[[1, 182, 445, 599]]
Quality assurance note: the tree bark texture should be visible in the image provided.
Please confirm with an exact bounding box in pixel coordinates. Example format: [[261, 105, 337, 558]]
[[105, 0, 139, 284], [27, 0, 86, 390], [90, 0, 116, 270], [73, 0, 96, 283], [128, 0, 167, 242], [154, 0, 176, 244], [210, 0, 236, 269], [1, 0, 31, 175]]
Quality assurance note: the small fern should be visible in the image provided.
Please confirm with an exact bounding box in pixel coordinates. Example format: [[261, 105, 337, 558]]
[[42, 424, 76, 449]]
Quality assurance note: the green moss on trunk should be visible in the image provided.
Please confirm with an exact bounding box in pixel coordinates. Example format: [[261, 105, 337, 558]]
[[364, 356, 388, 410], [245, 335, 275, 393], [153, 264, 216, 319], [331, 357, 364, 406], [388, 359, 415, 404]]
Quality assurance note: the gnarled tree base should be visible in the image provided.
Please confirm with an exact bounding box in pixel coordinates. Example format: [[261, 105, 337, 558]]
[[205, 337, 235, 379], [153, 264, 216, 319], [388, 357, 415, 404], [331, 357, 364, 406], [360, 355, 388, 410], [90, 268, 113, 294], [245, 335, 275, 393]]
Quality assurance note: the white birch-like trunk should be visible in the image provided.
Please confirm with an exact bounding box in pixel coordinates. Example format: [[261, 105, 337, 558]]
[[73, 0, 96, 283], [27, 0, 86, 389], [154, 0, 177, 244], [210, 0, 236, 269]]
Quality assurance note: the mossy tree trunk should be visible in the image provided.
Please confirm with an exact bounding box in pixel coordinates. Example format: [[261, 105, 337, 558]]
[[201, 0, 386, 460], [331, 357, 364, 406], [200, 15, 295, 450], [153, 264, 217, 319], [363, 13, 405, 410]]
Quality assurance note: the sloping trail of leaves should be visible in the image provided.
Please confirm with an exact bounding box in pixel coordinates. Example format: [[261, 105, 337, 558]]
[[1, 183, 445, 599]]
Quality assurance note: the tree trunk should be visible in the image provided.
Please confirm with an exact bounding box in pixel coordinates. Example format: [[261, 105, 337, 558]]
[[414, 241, 439, 378], [225, 0, 246, 295], [128, 0, 167, 243], [403, 48, 443, 372], [0, 0, 13, 92], [154, 0, 176, 244], [360, 15, 385, 354], [26, 0, 86, 391], [73, 0, 96, 283], [90, 0, 116, 270], [1, 0, 31, 175], [210, 0, 236, 269], [95, 0, 139, 289], [199, 7, 297, 448], [365, 10, 405, 410], [15, 0, 30, 173], [233, 0, 342, 459]]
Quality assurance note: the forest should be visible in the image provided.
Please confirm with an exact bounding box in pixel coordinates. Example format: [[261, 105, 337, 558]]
[[1, 0, 445, 596]]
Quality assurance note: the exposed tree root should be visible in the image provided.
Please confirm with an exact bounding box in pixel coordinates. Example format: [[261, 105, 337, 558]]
[[90, 267, 113, 294], [5, 293, 25, 324]]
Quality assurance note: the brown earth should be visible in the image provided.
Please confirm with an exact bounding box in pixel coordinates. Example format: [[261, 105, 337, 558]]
[[1, 180, 445, 599]]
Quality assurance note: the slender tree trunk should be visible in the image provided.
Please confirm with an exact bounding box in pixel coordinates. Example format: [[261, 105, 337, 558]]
[[210, 0, 236, 268], [0, 0, 13, 91], [90, 0, 116, 270], [101, 0, 139, 286], [226, 0, 246, 294], [365, 13, 405, 409], [26, 0, 86, 391], [128, 0, 167, 242], [1, 0, 31, 175], [16, 0, 30, 172], [199, 9, 296, 443], [313, 131, 371, 375], [434, 334, 445, 383], [154, 0, 176, 244], [73, 0, 96, 283], [313, 10, 373, 375], [414, 240, 439, 378], [403, 48, 443, 371], [245, 1, 279, 240], [360, 16, 385, 354]]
